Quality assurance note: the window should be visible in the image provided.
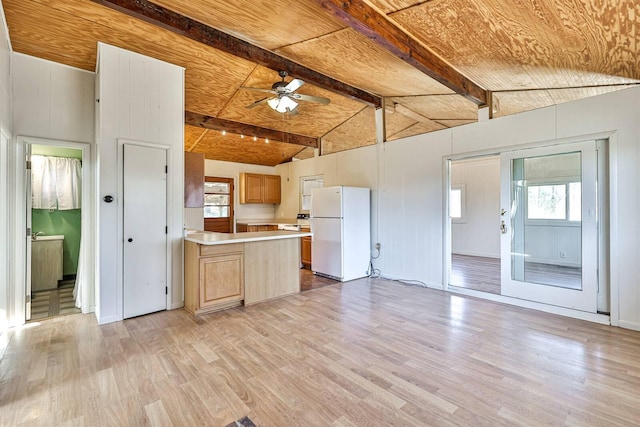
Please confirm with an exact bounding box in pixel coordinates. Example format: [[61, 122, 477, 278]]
[[300, 175, 323, 212], [526, 182, 581, 221], [450, 185, 465, 222]]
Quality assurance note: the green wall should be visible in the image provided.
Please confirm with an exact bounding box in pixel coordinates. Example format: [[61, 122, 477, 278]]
[[31, 144, 82, 277], [32, 145, 82, 159]]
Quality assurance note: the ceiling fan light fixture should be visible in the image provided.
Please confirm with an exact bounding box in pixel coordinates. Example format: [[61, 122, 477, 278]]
[[267, 95, 298, 113]]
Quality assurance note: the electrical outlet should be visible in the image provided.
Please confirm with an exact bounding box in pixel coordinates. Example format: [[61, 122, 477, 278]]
[[560, 251, 567, 258], [375, 243, 381, 250]]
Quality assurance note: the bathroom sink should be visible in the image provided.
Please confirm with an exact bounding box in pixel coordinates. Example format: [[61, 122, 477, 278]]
[[33, 234, 65, 241]]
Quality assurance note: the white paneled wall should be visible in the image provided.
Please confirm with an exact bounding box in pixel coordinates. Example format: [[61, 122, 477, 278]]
[[276, 86, 640, 330], [9, 54, 95, 327], [96, 43, 184, 324], [12, 54, 94, 142], [184, 208, 204, 230], [0, 4, 10, 331]]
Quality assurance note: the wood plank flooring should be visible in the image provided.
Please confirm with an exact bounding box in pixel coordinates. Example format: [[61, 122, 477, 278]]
[[451, 254, 582, 294], [2, 277, 640, 426], [451, 254, 501, 294]]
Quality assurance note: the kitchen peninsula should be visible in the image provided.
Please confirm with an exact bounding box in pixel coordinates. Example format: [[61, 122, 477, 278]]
[[184, 230, 312, 315]]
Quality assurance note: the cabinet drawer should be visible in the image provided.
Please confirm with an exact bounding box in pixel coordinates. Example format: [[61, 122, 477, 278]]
[[200, 243, 243, 257]]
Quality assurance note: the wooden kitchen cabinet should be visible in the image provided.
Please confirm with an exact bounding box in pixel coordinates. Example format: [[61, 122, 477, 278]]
[[237, 223, 278, 232], [263, 174, 281, 204], [239, 173, 281, 204], [184, 241, 244, 315], [301, 236, 312, 269], [184, 151, 204, 208]]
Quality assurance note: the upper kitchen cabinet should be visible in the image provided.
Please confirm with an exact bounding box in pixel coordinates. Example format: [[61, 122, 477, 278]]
[[239, 173, 281, 204], [184, 151, 204, 208]]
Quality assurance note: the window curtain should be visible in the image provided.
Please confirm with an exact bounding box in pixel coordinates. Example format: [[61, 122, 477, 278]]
[[31, 155, 82, 210]]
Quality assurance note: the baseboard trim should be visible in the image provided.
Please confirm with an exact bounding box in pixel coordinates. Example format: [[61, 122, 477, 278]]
[[618, 320, 640, 331], [452, 251, 499, 259], [170, 301, 184, 310], [379, 273, 444, 291], [97, 314, 121, 325], [447, 286, 610, 325]]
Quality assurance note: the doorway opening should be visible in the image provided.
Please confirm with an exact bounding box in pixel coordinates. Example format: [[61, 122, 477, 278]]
[[20, 137, 92, 324], [446, 139, 610, 318], [449, 155, 501, 295]]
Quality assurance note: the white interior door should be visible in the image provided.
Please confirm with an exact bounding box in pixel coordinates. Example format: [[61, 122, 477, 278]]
[[123, 144, 167, 318], [500, 141, 598, 312]]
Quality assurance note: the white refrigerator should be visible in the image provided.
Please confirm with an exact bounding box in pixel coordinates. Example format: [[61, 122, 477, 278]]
[[310, 186, 371, 281]]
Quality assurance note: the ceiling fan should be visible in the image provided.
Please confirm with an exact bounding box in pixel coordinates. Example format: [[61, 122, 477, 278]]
[[241, 71, 330, 113]]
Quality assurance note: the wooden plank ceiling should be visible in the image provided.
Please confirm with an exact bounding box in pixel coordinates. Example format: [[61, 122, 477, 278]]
[[3, 0, 639, 165]]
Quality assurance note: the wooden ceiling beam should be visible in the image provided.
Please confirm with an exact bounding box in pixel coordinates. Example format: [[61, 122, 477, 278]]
[[311, 0, 488, 106], [90, 0, 382, 108], [185, 111, 319, 148]]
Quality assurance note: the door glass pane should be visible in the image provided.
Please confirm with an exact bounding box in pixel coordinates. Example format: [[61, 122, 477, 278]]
[[204, 194, 230, 205], [204, 182, 229, 194], [204, 206, 230, 218], [511, 152, 582, 290]]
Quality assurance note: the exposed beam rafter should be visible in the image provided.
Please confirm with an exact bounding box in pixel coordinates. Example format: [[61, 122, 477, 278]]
[[311, 0, 488, 106], [185, 111, 319, 148], [90, 0, 382, 108]]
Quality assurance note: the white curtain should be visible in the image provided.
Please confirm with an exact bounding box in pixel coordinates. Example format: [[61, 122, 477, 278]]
[[32, 155, 82, 210]]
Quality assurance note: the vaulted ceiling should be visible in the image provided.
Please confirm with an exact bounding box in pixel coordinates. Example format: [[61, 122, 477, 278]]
[[3, 0, 639, 165]]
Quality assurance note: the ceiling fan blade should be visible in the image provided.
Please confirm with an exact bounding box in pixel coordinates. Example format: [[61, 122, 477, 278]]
[[245, 97, 270, 109], [240, 86, 278, 95], [291, 93, 331, 105], [285, 78, 304, 92]]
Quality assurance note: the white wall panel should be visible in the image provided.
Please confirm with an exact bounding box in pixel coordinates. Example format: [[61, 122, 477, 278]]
[[9, 53, 95, 327], [12, 54, 94, 142], [0, 3, 11, 331], [97, 43, 184, 323]]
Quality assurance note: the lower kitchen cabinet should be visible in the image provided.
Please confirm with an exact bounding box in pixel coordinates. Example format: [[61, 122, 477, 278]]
[[301, 236, 311, 269], [236, 223, 278, 232], [184, 242, 244, 314]]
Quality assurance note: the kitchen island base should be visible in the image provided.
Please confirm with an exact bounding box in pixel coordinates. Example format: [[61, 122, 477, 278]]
[[184, 231, 309, 315]]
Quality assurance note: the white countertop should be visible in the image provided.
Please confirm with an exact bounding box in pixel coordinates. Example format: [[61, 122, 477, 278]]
[[185, 230, 312, 245]]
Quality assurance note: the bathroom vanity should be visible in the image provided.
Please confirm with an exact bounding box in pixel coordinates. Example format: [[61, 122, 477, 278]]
[[31, 235, 64, 291]]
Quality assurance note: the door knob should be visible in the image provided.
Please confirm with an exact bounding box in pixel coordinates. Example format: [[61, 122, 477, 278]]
[[127, 238, 133, 242], [500, 221, 507, 234]]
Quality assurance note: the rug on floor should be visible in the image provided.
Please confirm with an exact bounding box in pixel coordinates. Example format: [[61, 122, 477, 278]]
[[30, 280, 81, 321]]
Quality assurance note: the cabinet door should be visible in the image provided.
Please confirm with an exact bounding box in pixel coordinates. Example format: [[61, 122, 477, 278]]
[[301, 236, 311, 268], [184, 151, 204, 208], [263, 175, 281, 204], [199, 254, 244, 308], [240, 173, 263, 203]]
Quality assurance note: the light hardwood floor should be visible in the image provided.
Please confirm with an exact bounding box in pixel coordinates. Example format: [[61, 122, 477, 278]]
[[451, 254, 582, 295], [2, 277, 640, 426]]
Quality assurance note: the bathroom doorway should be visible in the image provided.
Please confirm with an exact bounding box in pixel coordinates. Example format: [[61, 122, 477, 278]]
[[21, 137, 92, 323]]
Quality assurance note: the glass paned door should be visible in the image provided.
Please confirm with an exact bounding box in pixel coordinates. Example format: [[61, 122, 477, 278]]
[[500, 141, 598, 313], [204, 177, 234, 233]]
